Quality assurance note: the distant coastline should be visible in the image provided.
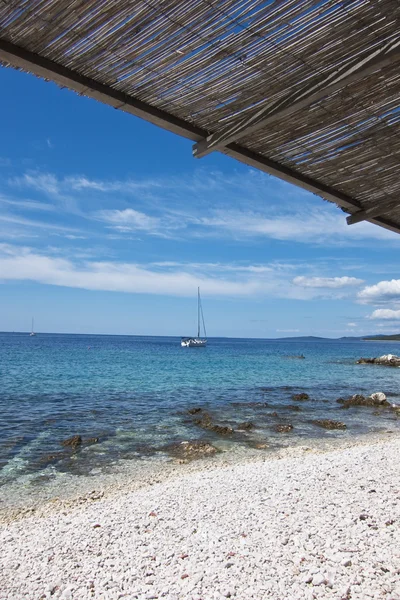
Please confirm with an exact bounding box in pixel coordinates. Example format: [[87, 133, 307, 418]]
[[1, 331, 400, 341], [362, 334, 400, 341]]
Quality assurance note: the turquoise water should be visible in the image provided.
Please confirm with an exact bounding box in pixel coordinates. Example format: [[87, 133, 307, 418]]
[[1, 333, 399, 488]]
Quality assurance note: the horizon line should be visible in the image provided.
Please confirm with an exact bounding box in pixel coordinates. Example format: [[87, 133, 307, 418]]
[[2, 331, 395, 341]]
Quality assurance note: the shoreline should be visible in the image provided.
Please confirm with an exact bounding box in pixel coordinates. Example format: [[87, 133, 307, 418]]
[[1, 431, 399, 599], [1, 428, 399, 523]]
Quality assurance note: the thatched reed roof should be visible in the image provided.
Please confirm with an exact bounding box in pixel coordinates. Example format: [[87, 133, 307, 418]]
[[1, 0, 400, 234]]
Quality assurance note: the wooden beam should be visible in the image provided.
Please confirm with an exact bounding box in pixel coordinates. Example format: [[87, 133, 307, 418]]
[[0, 39, 206, 142], [193, 36, 400, 158], [347, 199, 400, 225], [1, 38, 400, 237]]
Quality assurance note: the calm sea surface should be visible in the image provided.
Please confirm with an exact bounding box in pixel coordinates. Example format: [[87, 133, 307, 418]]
[[1, 333, 399, 496]]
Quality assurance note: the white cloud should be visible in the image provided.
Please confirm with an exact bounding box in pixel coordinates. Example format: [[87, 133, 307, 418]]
[[276, 329, 300, 333], [0, 214, 82, 235], [367, 309, 400, 320], [347, 322, 357, 327], [66, 176, 114, 192], [148, 261, 275, 274], [0, 195, 55, 212], [8, 170, 400, 246], [97, 209, 160, 233], [0, 244, 350, 300], [11, 173, 60, 196], [358, 279, 400, 305], [198, 207, 399, 244], [0, 245, 267, 297], [293, 276, 364, 288]]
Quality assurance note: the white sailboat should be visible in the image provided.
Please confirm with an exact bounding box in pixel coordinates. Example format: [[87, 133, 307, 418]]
[[181, 288, 207, 348], [29, 317, 36, 337]]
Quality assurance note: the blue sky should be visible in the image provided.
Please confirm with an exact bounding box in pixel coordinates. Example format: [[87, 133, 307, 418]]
[[1, 67, 400, 338]]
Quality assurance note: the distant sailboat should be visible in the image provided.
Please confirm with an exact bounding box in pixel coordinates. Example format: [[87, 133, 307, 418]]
[[29, 317, 36, 337], [181, 288, 207, 348]]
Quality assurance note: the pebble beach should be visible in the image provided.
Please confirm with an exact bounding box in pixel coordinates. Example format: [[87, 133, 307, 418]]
[[1, 433, 399, 600]]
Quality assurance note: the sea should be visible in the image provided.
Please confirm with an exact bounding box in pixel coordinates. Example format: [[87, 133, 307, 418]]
[[1, 332, 399, 508]]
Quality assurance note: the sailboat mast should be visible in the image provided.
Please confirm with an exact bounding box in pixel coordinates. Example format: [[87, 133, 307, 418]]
[[197, 287, 200, 338], [31, 317, 34, 333]]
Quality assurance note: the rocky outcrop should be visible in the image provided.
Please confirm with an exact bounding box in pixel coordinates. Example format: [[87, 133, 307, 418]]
[[166, 440, 218, 461], [60, 435, 100, 449], [189, 409, 234, 435], [337, 393, 390, 409], [85, 437, 100, 445], [61, 435, 82, 449], [291, 393, 309, 401], [273, 424, 293, 433], [357, 354, 400, 367], [210, 424, 234, 435], [370, 392, 387, 403], [188, 407, 202, 415], [237, 422, 255, 430], [312, 419, 347, 430]]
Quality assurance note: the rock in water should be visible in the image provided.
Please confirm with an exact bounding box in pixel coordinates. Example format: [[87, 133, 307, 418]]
[[370, 392, 387, 404], [291, 393, 309, 401], [357, 354, 400, 367], [188, 407, 202, 415], [312, 419, 347, 430], [287, 404, 302, 412], [237, 422, 255, 430], [273, 424, 293, 433], [61, 435, 82, 449], [191, 410, 234, 436], [338, 394, 390, 408], [211, 424, 234, 435], [86, 437, 99, 444], [165, 440, 218, 461]]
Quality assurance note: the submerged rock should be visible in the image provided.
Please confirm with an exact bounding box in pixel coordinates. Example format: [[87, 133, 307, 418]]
[[61, 435, 82, 449], [237, 422, 255, 430], [291, 393, 310, 401], [312, 419, 347, 430], [191, 410, 234, 436], [273, 424, 293, 433], [85, 437, 100, 445], [287, 404, 302, 412], [210, 424, 234, 435], [338, 393, 390, 409], [166, 440, 218, 461], [192, 410, 212, 425], [188, 407, 203, 415], [36, 451, 68, 466], [357, 354, 400, 367]]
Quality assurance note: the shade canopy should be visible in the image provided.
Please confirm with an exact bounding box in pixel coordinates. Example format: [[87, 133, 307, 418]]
[[1, 0, 400, 233]]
